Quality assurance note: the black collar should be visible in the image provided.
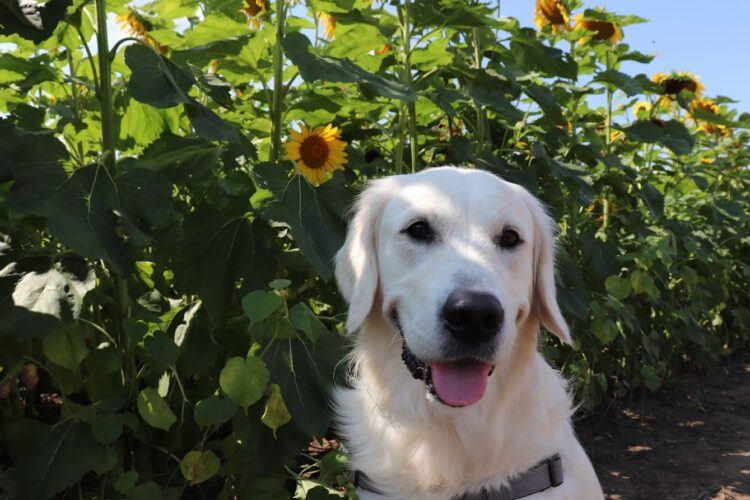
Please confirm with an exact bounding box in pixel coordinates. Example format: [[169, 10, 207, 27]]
[[354, 453, 564, 499]]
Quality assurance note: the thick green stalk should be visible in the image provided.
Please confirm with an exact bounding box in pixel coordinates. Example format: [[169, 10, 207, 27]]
[[604, 50, 613, 155], [95, 0, 114, 173], [472, 28, 485, 147], [271, 0, 285, 162], [95, 0, 128, 352], [401, 0, 418, 172], [394, 104, 406, 174]]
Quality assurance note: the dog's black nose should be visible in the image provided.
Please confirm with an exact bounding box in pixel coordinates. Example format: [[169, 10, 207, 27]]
[[442, 290, 504, 343]]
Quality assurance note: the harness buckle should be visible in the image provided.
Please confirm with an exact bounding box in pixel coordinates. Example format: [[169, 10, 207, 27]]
[[547, 454, 564, 487]]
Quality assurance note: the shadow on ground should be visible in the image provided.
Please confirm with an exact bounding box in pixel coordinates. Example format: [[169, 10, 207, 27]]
[[577, 351, 750, 500]]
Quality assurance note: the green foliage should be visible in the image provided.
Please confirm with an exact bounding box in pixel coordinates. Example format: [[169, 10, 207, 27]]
[[1, 0, 749, 497]]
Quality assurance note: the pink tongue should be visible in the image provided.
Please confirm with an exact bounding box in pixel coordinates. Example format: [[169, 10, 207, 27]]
[[430, 359, 492, 407]]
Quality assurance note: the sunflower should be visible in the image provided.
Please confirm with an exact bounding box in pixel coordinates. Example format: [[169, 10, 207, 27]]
[[632, 100, 652, 117], [321, 13, 336, 39], [574, 12, 623, 45], [242, 0, 267, 28], [689, 98, 730, 137], [534, 0, 570, 33], [284, 124, 347, 186], [652, 71, 705, 96], [116, 11, 167, 53]]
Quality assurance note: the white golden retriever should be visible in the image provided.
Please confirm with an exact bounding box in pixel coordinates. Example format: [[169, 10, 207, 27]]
[[333, 167, 603, 499]]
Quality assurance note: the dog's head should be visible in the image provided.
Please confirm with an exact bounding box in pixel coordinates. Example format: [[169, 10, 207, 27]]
[[335, 167, 569, 408]]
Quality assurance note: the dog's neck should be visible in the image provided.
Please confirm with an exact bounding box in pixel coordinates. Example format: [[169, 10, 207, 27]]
[[343, 313, 572, 496]]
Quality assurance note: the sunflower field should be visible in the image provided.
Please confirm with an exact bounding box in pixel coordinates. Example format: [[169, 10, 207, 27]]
[[0, 0, 749, 497]]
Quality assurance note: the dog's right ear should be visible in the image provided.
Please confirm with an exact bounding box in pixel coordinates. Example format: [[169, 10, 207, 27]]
[[335, 179, 392, 333]]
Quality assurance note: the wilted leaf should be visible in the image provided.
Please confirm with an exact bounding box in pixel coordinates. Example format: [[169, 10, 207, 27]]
[[261, 384, 292, 437], [180, 450, 220, 485]]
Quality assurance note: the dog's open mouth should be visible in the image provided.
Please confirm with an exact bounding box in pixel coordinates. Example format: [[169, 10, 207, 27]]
[[393, 309, 494, 407], [430, 359, 493, 407]]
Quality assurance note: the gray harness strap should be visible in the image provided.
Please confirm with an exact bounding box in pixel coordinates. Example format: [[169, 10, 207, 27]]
[[354, 454, 563, 499]]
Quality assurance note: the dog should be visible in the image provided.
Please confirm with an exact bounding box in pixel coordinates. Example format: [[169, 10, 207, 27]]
[[333, 167, 603, 499]]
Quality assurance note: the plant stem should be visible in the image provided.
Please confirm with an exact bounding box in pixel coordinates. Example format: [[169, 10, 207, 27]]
[[604, 50, 613, 155], [394, 104, 406, 174], [94, 0, 115, 173], [270, 0, 285, 163], [94, 0, 129, 371], [401, 0, 417, 172], [472, 28, 485, 148]]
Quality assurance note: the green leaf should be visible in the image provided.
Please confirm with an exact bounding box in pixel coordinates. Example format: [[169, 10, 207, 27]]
[[261, 383, 292, 437], [241, 290, 282, 324], [193, 395, 237, 427], [119, 99, 180, 145], [640, 365, 661, 392], [124, 44, 193, 108], [283, 32, 415, 101], [630, 270, 659, 300], [180, 450, 220, 485], [594, 69, 643, 97], [604, 275, 631, 300], [510, 32, 577, 79], [136, 388, 177, 431], [43, 325, 89, 370], [143, 331, 179, 368], [259, 167, 351, 281], [114, 471, 138, 494], [219, 356, 270, 410], [130, 134, 221, 175], [268, 279, 291, 290], [172, 207, 276, 322], [0, 0, 72, 42], [0, 419, 99, 498], [622, 119, 694, 155], [91, 413, 124, 445], [128, 481, 161, 500], [288, 303, 327, 343], [184, 100, 241, 143]]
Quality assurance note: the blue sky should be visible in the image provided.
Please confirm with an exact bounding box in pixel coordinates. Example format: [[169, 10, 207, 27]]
[[502, 0, 750, 113]]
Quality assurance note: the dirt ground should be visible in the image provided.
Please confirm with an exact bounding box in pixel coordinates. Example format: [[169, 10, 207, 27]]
[[577, 351, 750, 500]]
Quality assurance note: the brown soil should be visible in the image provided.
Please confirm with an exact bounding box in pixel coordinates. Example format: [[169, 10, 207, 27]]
[[577, 351, 750, 500]]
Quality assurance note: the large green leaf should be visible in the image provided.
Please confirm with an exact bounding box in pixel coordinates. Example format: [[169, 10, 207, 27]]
[[622, 119, 694, 155], [0, 419, 99, 498], [510, 31, 577, 79], [259, 166, 351, 282], [171, 206, 276, 322], [283, 32, 415, 102], [42, 324, 90, 370], [124, 44, 193, 109], [0, 0, 71, 42]]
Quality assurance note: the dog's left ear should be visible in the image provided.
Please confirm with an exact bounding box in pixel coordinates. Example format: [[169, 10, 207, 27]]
[[527, 194, 572, 345], [335, 179, 392, 333]]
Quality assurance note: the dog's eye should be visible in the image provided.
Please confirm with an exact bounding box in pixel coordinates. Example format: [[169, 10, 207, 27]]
[[403, 221, 435, 242], [495, 228, 521, 249]]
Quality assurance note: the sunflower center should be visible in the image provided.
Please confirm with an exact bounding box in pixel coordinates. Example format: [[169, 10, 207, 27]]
[[663, 78, 699, 95], [541, 2, 565, 24], [588, 20, 615, 40], [300, 135, 330, 169]]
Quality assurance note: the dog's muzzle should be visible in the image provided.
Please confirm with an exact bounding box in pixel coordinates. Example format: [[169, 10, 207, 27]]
[[391, 309, 496, 406]]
